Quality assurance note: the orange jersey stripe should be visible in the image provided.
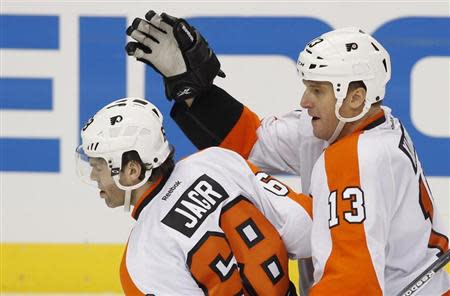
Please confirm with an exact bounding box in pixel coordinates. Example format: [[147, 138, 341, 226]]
[[246, 161, 312, 218], [120, 244, 145, 296], [311, 132, 382, 295], [131, 176, 163, 218], [419, 176, 449, 254], [429, 229, 449, 255], [220, 106, 261, 159]]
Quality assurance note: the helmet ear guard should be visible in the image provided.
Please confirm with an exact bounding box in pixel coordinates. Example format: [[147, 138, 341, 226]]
[[76, 97, 172, 211], [297, 27, 391, 124]]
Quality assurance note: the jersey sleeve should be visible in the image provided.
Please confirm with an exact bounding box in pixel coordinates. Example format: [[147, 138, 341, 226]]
[[171, 85, 306, 175], [245, 160, 313, 259], [248, 111, 304, 175]]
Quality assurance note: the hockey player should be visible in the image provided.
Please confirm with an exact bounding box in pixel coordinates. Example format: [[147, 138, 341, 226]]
[[76, 97, 313, 295], [126, 11, 450, 295]]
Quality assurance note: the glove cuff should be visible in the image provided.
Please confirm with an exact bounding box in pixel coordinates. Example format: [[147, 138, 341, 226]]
[[164, 31, 222, 101]]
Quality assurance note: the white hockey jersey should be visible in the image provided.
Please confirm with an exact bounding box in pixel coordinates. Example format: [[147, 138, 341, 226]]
[[119, 147, 312, 295], [249, 107, 450, 295]]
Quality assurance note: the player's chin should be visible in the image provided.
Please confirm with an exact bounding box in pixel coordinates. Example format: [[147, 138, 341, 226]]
[[104, 196, 122, 208], [312, 127, 327, 140]]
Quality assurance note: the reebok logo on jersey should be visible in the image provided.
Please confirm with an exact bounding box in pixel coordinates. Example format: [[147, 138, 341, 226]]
[[162, 181, 181, 201], [162, 174, 229, 237]]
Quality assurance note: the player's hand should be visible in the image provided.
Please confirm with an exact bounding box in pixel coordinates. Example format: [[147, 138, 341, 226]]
[[126, 11, 225, 102]]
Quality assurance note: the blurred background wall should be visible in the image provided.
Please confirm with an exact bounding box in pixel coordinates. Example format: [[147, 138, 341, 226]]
[[1, 0, 449, 293]]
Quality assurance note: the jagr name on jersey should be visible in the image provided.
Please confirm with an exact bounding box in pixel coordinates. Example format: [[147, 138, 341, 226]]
[[162, 174, 229, 237]]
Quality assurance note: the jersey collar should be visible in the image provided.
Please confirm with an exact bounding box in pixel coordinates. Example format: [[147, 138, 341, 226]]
[[355, 109, 386, 133], [131, 171, 172, 220]]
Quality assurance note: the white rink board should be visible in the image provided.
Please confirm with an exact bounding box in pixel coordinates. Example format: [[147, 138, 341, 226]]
[[1, 1, 449, 246]]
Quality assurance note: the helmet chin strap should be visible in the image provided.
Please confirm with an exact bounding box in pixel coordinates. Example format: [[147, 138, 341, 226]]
[[123, 190, 132, 212], [327, 120, 346, 144], [327, 100, 371, 144], [113, 169, 153, 212]]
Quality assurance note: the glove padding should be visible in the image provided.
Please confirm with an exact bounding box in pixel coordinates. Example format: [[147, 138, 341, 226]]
[[126, 11, 225, 102]]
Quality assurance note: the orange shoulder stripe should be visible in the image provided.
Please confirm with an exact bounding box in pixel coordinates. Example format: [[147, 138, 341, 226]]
[[220, 106, 261, 159], [131, 176, 163, 218], [311, 132, 382, 295]]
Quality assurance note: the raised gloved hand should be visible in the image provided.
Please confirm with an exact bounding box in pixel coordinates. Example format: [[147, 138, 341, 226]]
[[126, 11, 225, 102]]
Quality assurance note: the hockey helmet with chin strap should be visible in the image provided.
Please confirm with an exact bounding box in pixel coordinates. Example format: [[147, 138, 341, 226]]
[[297, 27, 391, 125], [76, 97, 171, 211]]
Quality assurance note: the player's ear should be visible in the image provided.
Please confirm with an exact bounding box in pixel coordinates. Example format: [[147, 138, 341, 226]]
[[123, 160, 143, 184], [348, 86, 366, 110]]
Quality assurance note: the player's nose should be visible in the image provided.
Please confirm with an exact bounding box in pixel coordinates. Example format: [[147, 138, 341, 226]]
[[90, 170, 98, 182], [300, 91, 313, 109]]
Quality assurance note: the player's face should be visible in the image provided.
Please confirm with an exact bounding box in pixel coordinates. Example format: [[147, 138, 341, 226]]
[[89, 158, 125, 208], [300, 80, 339, 140]]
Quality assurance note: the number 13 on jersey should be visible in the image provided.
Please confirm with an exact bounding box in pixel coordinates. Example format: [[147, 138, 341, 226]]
[[328, 187, 366, 228]]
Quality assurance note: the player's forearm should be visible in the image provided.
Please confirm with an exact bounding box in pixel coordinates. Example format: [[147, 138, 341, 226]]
[[171, 85, 260, 158]]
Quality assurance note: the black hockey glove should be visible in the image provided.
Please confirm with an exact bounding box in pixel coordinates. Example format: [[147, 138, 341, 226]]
[[126, 11, 225, 102]]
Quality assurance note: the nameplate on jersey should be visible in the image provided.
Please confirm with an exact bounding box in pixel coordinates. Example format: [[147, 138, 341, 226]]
[[162, 174, 229, 238]]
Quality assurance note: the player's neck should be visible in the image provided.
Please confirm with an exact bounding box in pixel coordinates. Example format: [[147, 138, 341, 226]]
[[130, 181, 153, 206], [337, 105, 383, 141]]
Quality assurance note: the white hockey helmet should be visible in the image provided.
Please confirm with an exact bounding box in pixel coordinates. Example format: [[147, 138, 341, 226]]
[[76, 97, 171, 210], [297, 27, 391, 123]]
